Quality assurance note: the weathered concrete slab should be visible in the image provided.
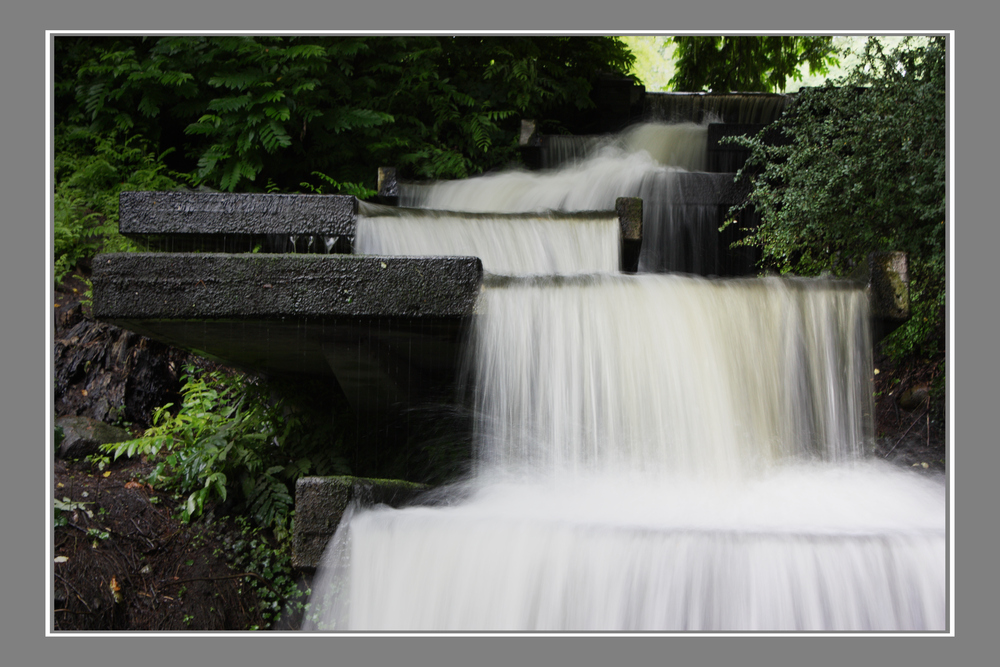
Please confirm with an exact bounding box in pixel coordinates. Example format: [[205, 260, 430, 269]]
[[93, 253, 482, 320], [92, 253, 483, 411], [119, 191, 358, 253], [120, 191, 357, 236], [616, 196, 643, 273], [292, 475, 430, 571]]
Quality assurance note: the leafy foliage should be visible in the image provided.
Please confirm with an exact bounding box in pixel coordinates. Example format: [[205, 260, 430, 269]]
[[56, 36, 634, 190], [729, 37, 946, 359], [222, 516, 307, 630], [103, 365, 350, 539], [53, 129, 180, 282], [670, 36, 839, 93]]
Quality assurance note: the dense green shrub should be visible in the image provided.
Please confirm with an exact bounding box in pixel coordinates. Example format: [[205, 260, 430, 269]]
[[730, 37, 946, 360], [53, 36, 635, 280]]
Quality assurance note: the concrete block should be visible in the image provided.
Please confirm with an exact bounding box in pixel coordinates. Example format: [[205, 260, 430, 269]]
[[119, 191, 357, 237], [867, 251, 911, 340], [292, 475, 429, 571]]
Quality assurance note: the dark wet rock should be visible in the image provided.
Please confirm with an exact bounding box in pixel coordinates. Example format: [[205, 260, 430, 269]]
[[53, 313, 189, 428], [55, 415, 132, 459], [898, 384, 930, 411]]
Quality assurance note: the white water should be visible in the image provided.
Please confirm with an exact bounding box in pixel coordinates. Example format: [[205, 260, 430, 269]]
[[469, 275, 873, 478], [397, 123, 733, 275], [542, 122, 707, 171], [309, 466, 943, 631], [356, 203, 619, 276], [304, 120, 946, 632]]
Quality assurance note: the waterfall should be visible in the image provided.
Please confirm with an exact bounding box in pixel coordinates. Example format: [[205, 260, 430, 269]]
[[469, 275, 873, 478], [644, 92, 792, 124], [540, 122, 708, 171], [397, 123, 736, 275], [304, 120, 945, 632], [356, 202, 619, 276]]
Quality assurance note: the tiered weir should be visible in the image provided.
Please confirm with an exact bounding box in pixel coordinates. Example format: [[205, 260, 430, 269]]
[[304, 237, 943, 632], [301, 102, 943, 632], [92, 93, 940, 631]]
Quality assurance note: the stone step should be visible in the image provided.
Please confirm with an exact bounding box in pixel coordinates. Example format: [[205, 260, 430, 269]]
[[92, 252, 483, 413]]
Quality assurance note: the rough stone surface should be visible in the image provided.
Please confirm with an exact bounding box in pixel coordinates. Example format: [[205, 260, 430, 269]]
[[867, 251, 910, 340], [377, 167, 398, 198], [54, 303, 188, 427], [868, 251, 910, 320], [56, 415, 132, 460], [616, 196, 643, 274], [615, 197, 643, 241], [292, 475, 430, 570], [91, 253, 482, 407], [93, 253, 483, 320], [119, 191, 358, 237]]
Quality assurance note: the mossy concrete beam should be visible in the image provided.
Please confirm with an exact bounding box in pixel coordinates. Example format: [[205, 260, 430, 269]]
[[292, 475, 430, 571]]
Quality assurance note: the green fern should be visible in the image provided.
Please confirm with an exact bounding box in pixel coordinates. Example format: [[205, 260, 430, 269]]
[[103, 365, 350, 532]]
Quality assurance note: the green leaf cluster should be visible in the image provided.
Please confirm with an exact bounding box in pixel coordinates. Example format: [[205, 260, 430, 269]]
[[670, 36, 839, 93], [729, 37, 946, 359], [53, 129, 181, 283], [56, 36, 634, 191], [102, 365, 350, 539], [223, 516, 304, 630]]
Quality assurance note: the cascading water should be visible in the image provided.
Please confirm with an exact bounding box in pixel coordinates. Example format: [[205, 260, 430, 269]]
[[355, 203, 619, 276], [644, 92, 792, 125], [540, 122, 708, 171], [304, 119, 945, 632], [397, 122, 740, 275]]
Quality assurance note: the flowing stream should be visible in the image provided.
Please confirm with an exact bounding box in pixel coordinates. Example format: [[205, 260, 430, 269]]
[[304, 122, 946, 632]]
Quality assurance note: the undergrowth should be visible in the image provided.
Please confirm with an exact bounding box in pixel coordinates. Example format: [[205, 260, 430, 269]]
[[53, 127, 183, 284], [102, 364, 350, 542]]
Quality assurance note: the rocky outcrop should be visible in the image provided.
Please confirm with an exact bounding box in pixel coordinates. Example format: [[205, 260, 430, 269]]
[[55, 415, 132, 459], [53, 300, 190, 429]]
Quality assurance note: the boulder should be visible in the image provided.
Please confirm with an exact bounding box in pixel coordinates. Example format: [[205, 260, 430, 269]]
[[55, 415, 132, 460]]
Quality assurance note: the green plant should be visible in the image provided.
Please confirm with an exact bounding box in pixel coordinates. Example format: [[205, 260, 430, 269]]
[[670, 36, 838, 93], [103, 365, 349, 538], [56, 36, 636, 192], [225, 516, 306, 629], [728, 36, 945, 360], [86, 527, 110, 541], [298, 171, 376, 199], [86, 451, 111, 471], [53, 128, 181, 283], [54, 497, 92, 527]]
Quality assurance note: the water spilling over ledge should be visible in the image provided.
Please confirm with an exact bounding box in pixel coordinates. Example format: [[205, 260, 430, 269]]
[[94, 108, 936, 631], [468, 274, 874, 477], [303, 272, 943, 631], [306, 465, 944, 631]]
